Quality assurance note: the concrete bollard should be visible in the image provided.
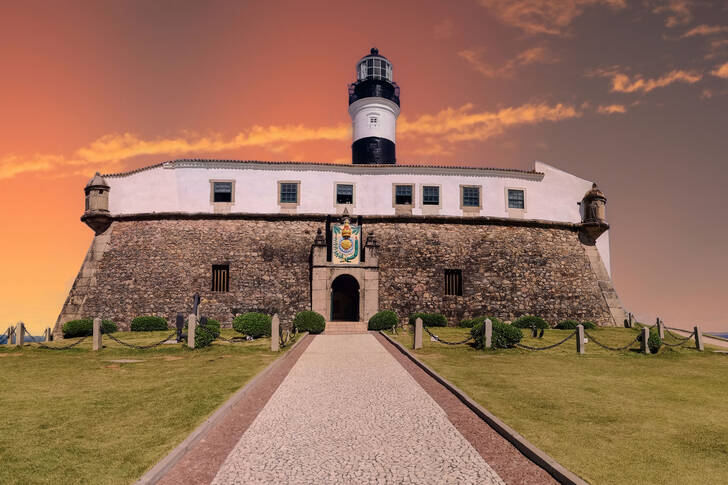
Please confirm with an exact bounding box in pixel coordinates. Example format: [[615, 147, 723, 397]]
[[641, 327, 650, 354], [414, 317, 423, 350], [43, 327, 52, 342], [16, 322, 25, 347], [271, 314, 280, 352], [484, 318, 493, 349], [187, 314, 197, 349], [92, 318, 102, 351], [694, 325, 704, 351], [576, 324, 586, 354], [656, 318, 664, 339], [628, 313, 633, 328]]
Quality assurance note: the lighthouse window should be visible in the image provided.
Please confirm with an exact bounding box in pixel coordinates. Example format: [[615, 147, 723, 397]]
[[395, 185, 413, 205], [462, 186, 481, 207], [423, 186, 440, 205], [279, 183, 299, 204], [508, 189, 525, 209], [369, 116, 378, 127], [336, 184, 354, 204]]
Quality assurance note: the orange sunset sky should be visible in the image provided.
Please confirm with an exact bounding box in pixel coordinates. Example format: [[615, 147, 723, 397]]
[[1, 1, 727, 333]]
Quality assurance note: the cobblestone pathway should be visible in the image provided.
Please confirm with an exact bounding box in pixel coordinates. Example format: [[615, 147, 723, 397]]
[[212, 334, 505, 484]]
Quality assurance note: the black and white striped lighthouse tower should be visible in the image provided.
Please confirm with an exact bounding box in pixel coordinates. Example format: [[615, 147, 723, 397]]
[[348, 48, 400, 164]]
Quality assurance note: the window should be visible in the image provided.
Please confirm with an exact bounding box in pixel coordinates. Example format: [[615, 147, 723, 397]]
[[444, 269, 463, 296], [279, 182, 298, 204], [508, 189, 525, 209], [336, 184, 354, 204], [369, 116, 378, 128], [422, 186, 440, 205], [211, 181, 233, 203], [462, 186, 480, 207], [211, 265, 230, 292], [395, 184, 413, 205]]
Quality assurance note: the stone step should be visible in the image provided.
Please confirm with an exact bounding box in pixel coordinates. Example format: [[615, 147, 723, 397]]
[[324, 321, 368, 335]]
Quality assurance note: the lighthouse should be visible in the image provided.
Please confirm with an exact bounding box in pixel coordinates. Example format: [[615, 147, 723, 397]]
[[348, 48, 400, 164]]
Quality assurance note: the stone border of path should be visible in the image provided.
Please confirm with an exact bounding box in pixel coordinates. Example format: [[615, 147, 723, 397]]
[[379, 331, 587, 485], [135, 332, 309, 485]]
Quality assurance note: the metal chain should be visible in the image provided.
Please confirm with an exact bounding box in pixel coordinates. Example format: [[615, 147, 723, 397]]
[[664, 328, 693, 342], [662, 332, 695, 347], [36, 335, 90, 350], [102, 330, 177, 349], [583, 330, 641, 351], [422, 325, 475, 345], [515, 330, 577, 351]]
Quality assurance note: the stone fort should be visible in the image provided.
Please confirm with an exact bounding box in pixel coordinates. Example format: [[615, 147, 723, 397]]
[[54, 48, 625, 335]]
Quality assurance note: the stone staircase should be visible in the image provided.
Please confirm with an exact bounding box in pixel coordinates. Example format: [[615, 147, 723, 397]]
[[324, 321, 368, 335]]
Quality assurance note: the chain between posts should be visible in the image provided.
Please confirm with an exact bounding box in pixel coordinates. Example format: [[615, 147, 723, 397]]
[[23, 326, 90, 350], [664, 328, 693, 342], [422, 325, 475, 345], [515, 330, 577, 351], [661, 331, 695, 347], [102, 329, 177, 349], [583, 330, 640, 351]]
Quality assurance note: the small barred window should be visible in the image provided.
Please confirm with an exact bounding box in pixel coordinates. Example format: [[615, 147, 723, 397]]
[[211, 265, 230, 292], [444, 269, 462, 296]]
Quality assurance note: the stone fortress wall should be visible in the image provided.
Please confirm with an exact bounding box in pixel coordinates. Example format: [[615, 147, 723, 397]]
[[55, 214, 616, 334]]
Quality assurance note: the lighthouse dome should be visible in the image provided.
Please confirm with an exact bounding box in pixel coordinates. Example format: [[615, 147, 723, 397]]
[[356, 47, 393, 82]]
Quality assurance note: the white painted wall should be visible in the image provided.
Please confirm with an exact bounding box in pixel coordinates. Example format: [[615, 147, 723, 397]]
[[349, 98, 399, 143], [104, 160, 612, 274]]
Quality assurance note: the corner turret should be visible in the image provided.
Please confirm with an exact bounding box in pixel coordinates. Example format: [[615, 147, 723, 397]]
[[81, 172, 112, 234]]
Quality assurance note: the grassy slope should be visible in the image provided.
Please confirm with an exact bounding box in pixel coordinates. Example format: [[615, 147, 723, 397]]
[[0, 330, 283, 485], [389, 326, 728, 484]]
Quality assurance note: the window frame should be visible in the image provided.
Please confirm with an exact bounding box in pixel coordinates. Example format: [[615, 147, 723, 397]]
[[334, 182, 356, 211], [459, 184, 482, 212], [505, 186, 527, 217], [209, 179, 235, 204], [277, 180, 301, 211], [393, 183, 414, 206]]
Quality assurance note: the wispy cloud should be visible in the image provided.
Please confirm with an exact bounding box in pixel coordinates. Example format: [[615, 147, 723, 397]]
[[597, 104, 627, 114], [711, 62, 728, 79], [652, 0, 693, 28], [478, 0, 626, 36], [458, 46, 559, 78], [595, 68, 703, 93], [0, 102, 582, 179], [434, 19, 455, 39], [681, 24, 728, 38]]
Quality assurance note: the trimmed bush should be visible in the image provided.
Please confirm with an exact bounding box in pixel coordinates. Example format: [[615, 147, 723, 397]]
[[471, 318, 522, 349], [233, 312, 272, 338], [186, 318, 221, 348], [512, 315, 549, 330], [458, 316, 486, 328], [408, 312, 447, 327], [638, 328, 662, 353], [62, 319, 117, 338], [130, 316, 169, 332], [294, 311, 326, 334], [556, 320, 596, 330], [368, 310, 398, 331], [581, 321, 597, 329]]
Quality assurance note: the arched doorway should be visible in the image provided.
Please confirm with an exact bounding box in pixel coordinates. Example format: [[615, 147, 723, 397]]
[[330, 274, 360, 321]]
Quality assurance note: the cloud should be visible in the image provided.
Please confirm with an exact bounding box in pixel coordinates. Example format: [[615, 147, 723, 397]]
[[652, 0, 693, 28], [599, 69, 703, 93], [0, 102, 582, 179], [458, 46, 559, 78], [434, 19, 455, 39], [711, 62, 728, 79], [597, 104, 627, 114], [478, 0, 627, 36], [681, 24, 728, 38]]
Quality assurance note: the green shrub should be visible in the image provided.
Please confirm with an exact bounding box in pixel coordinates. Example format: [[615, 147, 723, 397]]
[[557, 320, 596, 330], [512, 315, 549, 329], [233, 312, 272, 338], [582, 321, 597, 329], [130, 316, 169, 332], [458, 316, 487, 328], [294, 311, 326, 334], [186, 318, 220, 348], [471, 318, 522, 349], [638, 328, 662, 353], [62, 319, 117, 338], [368, 310, 398, 331], [408, 312, 447, 327]]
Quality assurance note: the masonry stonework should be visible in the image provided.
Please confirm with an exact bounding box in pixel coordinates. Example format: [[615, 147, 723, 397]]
[[55, 216, 614, 335]]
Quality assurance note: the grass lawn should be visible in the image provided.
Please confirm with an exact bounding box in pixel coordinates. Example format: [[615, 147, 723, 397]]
[[0, 330, 287, 485], [388, 326, 728, 484]]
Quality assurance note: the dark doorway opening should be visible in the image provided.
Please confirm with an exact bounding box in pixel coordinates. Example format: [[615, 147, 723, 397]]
[[331, 274, 360, 321]]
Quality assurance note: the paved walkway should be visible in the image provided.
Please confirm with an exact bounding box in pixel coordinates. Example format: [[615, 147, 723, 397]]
[[212, 334, 505, 484]]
